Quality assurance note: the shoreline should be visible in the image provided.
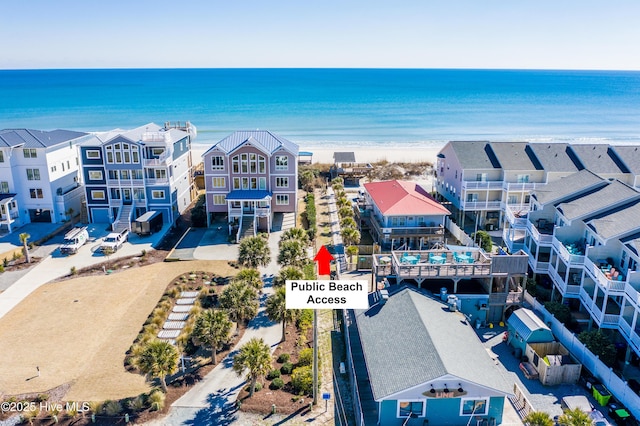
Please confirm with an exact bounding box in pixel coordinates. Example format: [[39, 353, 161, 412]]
[[190, 144, 439, 166]]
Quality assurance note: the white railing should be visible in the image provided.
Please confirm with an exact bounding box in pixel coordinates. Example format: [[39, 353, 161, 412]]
[[552, 237, 585, 264], [631, 331, 640, 353], [592, 304, 603, 322], [142, 131, 169, 142], [229, 207, 242, 217], [503, 182, 540, 191], [526, 220, 553, 245], [602, 314, 620, 326], [461, 200, 502, 210], [584, 257, 627, 293], [566, 285, 581, 295], [504, 204, 529, 228], [462, 180, 504, 190], [580, 288, 594, 308], [143, 147, 173, 166], [145, 177, 170, 186], [619, 317, 632, 337]]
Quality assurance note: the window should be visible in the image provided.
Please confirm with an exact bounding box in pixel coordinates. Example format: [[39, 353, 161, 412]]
[[115, 151, 122, 163], [91, 190, 105, 200], [476, 173, 487, 182], [398, 401, 424, 418], [241, 153, 248, 173], [124, 151, 130, 163], [233, 178, 241, 190], [0, 182, 9, 193], [461, 399, 488, 416], [152, 190, 165, 199], [154, 169, 167, 179], [213, 195, 226, 205], [276, 194, 289, 205], [133, 169, 143, 179], [23, 148, 37, 158], [232, 156, 240, 173], [120, 170, 130, 179], [152, 148, 165, 156], [258, 156, 266, 173], [276, 177, 289, 188], [51, 165, 57, 172], [242, 177, 249, 189], [517, 174, 530, 183], [88, 170, 103, 180], [132, 150, 139, 163], [30, 188, 44, 199], [211, 156, 224, 170], [250, 153, 257, 173], [0, 151, 4, 162], [466, 193, 478, 202], [26, 168, 40, 181], [275, 155, 288, 170], [106, 149, 114, 163], [259, 177, 267, 190], [110, 188, 121, 199], [212, 177, 225, 188], [86, 150, 101, 159]]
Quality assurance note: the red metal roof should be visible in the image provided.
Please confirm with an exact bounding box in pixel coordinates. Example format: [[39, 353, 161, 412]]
[[363, 180, 450, 216]]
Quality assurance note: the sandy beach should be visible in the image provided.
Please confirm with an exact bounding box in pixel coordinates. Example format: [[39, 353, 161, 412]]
[[191, 144, 440, 166]]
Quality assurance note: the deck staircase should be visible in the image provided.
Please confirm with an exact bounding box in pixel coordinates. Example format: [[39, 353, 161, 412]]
[[112, 204, 133, 233], [240, 216, 255, 240], [281, 212, 296, 231]]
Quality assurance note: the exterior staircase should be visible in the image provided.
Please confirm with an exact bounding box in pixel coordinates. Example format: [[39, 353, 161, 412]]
[[112, 204, 133, 233], [240, 216, 255, 240], [281, 212, 296, 231]]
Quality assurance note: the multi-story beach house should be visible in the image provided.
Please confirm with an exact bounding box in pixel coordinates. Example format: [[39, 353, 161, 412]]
[[202, 131, 298, 241], [0, 128, 90, 231], [357, 179, 450, 250], [80, 122, 195, 231], [510, 169, 640, 363]]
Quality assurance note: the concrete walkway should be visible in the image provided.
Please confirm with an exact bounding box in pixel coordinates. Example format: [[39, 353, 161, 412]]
[[145, 231, 284, 425]]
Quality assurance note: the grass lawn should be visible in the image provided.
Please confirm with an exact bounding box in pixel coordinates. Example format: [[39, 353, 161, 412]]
[[0, 260, 237, 401]]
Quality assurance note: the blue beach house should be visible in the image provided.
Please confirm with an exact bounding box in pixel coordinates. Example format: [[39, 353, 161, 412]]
[[80, 122, 196, 231], [353, 287, 512, 426]]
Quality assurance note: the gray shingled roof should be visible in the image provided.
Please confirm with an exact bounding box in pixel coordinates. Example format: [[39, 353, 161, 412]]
[[0, 129, 87, 148], [203, 131, 298, 156], [622, 232, 640, 256], [334, 152, 356, 163], [507, 308, 553, 342], [531, 169, 605, 205], [556, 180, 640, 221], [447, 141, 500, 170], [586, 200, 640, 241], [568, 144, 630, 174], [612, 145, 640, 175], [488, 142, 542, 171], [354, 287, 511, 400], [527, 143, 581, 173]]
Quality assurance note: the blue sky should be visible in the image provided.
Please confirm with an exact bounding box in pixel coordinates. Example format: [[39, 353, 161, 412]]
[[2, 1, 640, 70]]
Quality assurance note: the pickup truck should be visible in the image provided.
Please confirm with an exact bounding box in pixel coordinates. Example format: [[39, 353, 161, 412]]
[[59, 226, 89, 255], [100, 229, 129, 253]]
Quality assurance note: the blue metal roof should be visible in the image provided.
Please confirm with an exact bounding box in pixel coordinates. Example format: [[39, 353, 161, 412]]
[[225, 190, 272, 200], [204, 131, 299, 156], [507, 308, 553, 342], [0, 129, 88, 148]]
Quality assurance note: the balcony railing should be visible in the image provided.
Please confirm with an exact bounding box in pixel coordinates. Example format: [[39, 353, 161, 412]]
[[566, 285, 581, 295], [526, 220, 553, 245], [584, 257, 626, 293], [461, 180, 504, 190], [504, 204, 529, 228], [107, 177, 145, 186], [143, 148, 173, 166], [619, 317, 632, 337], [145, 178, 170, 186], [553, 237, 585, 265], [503, 182, 540, 191], [367, 215, 444, 238], [580, 288, 594, 308], [602, 314, 620, 326], [461, 200, 502, 210]]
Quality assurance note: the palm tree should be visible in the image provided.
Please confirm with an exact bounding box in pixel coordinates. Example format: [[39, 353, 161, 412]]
[[238, 236, 271, 269], [266, 287, 299, 342], [336, 196, 350, 209], [523, 411, 554, 426], [191, 309, 233, 364], [340, 217, 357, 229], [274, 266, 304, 287], [279, 227, 309, 246], [19, 233, 31, 263], [219, 282, 258, 324], [341, 227, 361, 246], [233, 337, 272, 397], [299, 169, 316, 192], [338, 206, 354, 219], [135, 340, 179, 393], [557, 408, 594, 426], [277, 240, 307, 268], [345, 245, 359, 263], [233, 268, 263, 291]]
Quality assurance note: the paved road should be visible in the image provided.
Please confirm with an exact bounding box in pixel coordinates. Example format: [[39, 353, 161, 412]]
[[145, 231, 284, 426]]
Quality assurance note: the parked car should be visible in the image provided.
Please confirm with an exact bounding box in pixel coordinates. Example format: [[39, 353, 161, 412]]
[[99, 229, 129, 253]]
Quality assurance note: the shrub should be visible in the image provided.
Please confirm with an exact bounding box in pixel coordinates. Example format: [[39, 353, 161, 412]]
[[291, 365, 314, 395], [3, 257, 7, 267], [128, 395, 146, 411], [247, 382, 263, 392], [267, 369, 281, 380], [148, 390, 165, 411], [270, 377, 285, 390], [296, 309, 313, 331], [88, 401, 104, 414], [36, 394, 49, 402], [298, 348, 313, 367], [0, 264, 4, 273], [280, 362, 294, 375], [104, 400, 122, 416], [70, 266, 77, 275], [277, 353, 290, 363]]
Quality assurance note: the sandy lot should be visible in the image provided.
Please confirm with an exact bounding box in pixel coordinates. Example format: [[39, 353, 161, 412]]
[[0, 260, 236, 401]]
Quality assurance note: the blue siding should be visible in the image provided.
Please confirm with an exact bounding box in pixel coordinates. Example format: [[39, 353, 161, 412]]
[[80, 147, 104, 165], [172, 136, 190, 160], [146, 185, 171, 203], [86, 186, 108, 204], [90, 208, 110, 223], [379, 397, 504, 426], [83, 167, 106, 184]]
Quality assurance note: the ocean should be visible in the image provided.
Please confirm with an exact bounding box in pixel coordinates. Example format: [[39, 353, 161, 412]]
[[1, 68, 640, 150]]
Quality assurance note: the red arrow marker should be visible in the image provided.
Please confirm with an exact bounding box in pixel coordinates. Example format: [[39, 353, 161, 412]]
[[313, 245, 335, 276]]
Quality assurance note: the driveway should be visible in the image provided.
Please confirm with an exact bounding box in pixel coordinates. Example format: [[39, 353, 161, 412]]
[[193, 227, 239, 261]]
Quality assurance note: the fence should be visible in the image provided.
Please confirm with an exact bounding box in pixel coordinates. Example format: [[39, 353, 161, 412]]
[[525, 293, 640, 418], [342, 309, 366, 426], [445, 217, 476, 247]]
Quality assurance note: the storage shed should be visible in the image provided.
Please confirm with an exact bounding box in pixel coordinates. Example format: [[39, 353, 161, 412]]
[[525, 341, 582, 386], [506, 308, 555, 355]]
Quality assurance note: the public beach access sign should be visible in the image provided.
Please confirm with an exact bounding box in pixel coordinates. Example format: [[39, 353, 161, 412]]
[[285, 280, 369, 309]]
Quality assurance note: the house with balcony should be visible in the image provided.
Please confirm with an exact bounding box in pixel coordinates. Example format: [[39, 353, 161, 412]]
[[358, 180, 450, 250], [329, 151, 373, 186], [351, 286, 512, 426], [80, 122, 195, 231], [202, 131, 298, 241], [0, 128, 90, 231]]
